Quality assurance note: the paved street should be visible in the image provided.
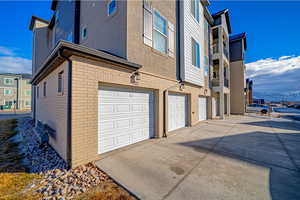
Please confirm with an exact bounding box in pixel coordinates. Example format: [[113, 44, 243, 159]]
[[96, 115, 300, 200]]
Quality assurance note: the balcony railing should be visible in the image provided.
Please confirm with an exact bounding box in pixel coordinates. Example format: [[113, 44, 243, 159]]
[[212, 78, 220, 87], [213, 43, 219, 54], [224, 79, 229, 88]]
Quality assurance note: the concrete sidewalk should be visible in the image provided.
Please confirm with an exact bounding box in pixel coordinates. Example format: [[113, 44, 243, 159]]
[[96, 115, 300, 200]]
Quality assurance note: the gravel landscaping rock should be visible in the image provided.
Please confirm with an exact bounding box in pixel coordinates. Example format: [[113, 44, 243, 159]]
[[16, 117, 117, 200], [17, 117, 67, 173]]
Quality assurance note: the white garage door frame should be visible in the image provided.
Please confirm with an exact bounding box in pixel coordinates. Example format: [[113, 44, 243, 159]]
[[168, 93, 188, 132], [98, 86, 155, 154], [198, 96, 207, 121]]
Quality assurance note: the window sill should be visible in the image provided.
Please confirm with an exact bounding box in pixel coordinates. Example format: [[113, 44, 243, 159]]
[[57, 92, 64, 96]]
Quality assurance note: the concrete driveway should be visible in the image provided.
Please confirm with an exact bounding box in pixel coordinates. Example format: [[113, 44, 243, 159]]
[[96, 115, 300, 200]]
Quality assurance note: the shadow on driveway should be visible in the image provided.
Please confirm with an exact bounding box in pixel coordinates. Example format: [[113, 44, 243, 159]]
[[178, 131, 300, 200], [241, 120, 300, 132]]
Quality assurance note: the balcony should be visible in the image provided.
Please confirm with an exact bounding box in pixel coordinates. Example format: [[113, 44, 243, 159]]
[[212, 78, 220, 87], [213, 43, 219, 54]]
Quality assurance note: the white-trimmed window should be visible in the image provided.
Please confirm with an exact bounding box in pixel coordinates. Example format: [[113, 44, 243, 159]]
[[153, 10, 168, 54], [192, 38, 200, 68], [4, 78, 13, 85], [204, 56, 209, 76], [191, 0, 200, 22], [37, 86, 39, 99], [107, 0, 117, 16], [25, 90, 31, 96], [58, 71, 64, 94], [25, 101, 31, 107], [4, 89, 13, 95], [82, 27, 87, 40]]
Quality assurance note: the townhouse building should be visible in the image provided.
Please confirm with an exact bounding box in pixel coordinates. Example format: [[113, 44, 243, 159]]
[[29, 0, 246, 168], [0, 73, 32, 111], [229, 33, 247, 114]]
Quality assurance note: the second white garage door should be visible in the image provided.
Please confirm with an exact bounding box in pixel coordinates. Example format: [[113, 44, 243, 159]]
[[168, 93, 187, 131], [98, 87, 155, 154], [198, 96, 207, 121]]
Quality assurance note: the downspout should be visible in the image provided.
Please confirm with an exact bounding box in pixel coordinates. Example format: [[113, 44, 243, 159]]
[[162, 0, 183, 138], [74, 0, 81, 44], [58, 49, 72, 169]]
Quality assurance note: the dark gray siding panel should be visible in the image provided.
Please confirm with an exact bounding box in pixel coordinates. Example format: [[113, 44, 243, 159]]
[[230, 40, 243, 62], [79, 0, 127, 59], [33, 27, 53, 75]]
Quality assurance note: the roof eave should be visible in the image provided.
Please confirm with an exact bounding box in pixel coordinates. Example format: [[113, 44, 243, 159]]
[[29, 16, 49, 31], [31, 41, 142, 85]]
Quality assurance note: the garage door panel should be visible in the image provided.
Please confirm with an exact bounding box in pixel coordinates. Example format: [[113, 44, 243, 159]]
[[168, 94, 187, 132], [198, 97, 207, 121], [98, 87, 154, 154]]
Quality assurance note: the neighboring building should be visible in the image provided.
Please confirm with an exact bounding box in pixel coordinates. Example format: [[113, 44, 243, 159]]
[[211, 9, 231, 119], [245, 78, 253, 105], [29, 0, 246, 168], [0, 73, 32, 111], [229, 33, 247, 114]]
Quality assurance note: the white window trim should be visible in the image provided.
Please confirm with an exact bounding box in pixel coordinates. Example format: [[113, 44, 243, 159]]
[[107, 0, 117, 17], [4, 78, 13, 85], [153, 9, 168, 54]]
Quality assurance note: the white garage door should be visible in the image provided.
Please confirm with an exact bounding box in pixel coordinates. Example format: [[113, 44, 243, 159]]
[[168, 93, 187, 131], [98, 87, 155, 154], [198, 97, 207, 121]]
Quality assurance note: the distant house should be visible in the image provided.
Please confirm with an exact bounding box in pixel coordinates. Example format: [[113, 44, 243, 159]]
[[0, 73, 32, 111]]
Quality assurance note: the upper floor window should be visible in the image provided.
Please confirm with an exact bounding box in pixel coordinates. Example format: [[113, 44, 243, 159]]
[[204, 56, 209, 76], [107, 0, 117, 16], [82, 27, 88, 40], [25, 101, 31, 107], [191, 0, 200, 22], [25, 90, 31, 96], [192, 38, 200, 68], [43, 82, 47, 97], [37, 86, 39, 99], [153, 11, 168, 54], [4, 78, 13, 85], [4, 89, 13, 95], [58, 71, 64, 94]]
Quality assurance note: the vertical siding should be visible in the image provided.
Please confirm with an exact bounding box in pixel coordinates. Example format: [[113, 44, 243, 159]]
[[181, 0, 205, 86], [36, 62, 68, 162]]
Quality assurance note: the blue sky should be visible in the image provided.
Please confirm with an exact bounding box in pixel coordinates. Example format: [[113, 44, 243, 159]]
[[0, 0, 299, 101]]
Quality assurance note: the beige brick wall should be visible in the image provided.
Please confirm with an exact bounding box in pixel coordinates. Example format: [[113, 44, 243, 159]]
[[71, 56, 210, 167], [36, 62, 69, 162]]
